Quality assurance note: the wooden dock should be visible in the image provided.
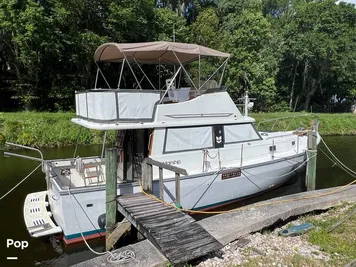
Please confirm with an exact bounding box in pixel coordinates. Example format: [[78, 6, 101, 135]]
[[117, 193, 223, 265]]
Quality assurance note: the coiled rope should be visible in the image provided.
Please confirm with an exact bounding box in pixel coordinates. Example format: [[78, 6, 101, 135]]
[[67, 188, 139, 264]]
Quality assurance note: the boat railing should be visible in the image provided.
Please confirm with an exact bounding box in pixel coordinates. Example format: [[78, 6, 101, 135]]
[[4, 142, 44, 171], [75, 89, 162, 122], [141, 157, 188, 207], [75, 87, 227, 123], [256, 113, 317, 133]]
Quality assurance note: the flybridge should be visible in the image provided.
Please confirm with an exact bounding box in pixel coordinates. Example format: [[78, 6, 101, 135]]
[[72, 41, 248, 130], [72, 90, 247, 130]]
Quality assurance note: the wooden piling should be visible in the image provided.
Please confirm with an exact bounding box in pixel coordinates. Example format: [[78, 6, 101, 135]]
[[142, 158, 153, 193], [175, 173, 181, 207], [105, 148, 118, 250], [306, 130, 317, 191], [159, 167, 164, 200]]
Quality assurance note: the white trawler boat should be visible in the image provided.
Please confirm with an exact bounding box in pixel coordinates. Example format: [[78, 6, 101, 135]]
[[6, 42, 316, 244]]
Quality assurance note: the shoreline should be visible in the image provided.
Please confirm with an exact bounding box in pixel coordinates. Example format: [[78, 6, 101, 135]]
[[197, 203, 356, 267], [0, 112, 355, 147]]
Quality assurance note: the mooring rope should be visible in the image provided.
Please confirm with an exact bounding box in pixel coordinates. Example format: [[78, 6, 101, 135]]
[[139, 137, 356, 214], [67, 188, 139, 264], [0, 163, 42, 201]]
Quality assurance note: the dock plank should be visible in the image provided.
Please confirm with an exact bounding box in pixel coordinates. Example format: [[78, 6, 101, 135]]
[[117, 192, 222, 265]]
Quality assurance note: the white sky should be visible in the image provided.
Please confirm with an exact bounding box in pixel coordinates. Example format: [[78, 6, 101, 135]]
[[339, 0, 356, 4]]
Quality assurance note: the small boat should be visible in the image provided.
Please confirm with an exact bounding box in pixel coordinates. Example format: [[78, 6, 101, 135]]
[[6, 41, 317, 244]]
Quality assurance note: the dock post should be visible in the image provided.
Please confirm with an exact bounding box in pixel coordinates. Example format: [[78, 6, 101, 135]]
[[142, 159, 153, 193], [306, 120, 318, 191], [175, 173, 181, 208], [159, 167, 164, 200], [105, 148, 118, 250]]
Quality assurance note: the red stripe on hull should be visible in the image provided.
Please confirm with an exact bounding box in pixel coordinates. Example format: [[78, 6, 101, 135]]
[[63, 232, 106, 245]]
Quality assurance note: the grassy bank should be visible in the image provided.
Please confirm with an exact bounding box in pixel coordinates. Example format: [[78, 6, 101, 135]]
[[238, 203, 356, 267], [0, 112, 355, 147], [252, 112, 356, 136], [0, 112, 115, 147]]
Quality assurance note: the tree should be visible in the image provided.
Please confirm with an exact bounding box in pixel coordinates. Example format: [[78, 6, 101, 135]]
[[218, 0, 282, 111], [276, 0, 356, 111]]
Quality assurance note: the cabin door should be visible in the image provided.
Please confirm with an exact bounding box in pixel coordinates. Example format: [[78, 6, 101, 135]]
[[118, 129, 149, 182]]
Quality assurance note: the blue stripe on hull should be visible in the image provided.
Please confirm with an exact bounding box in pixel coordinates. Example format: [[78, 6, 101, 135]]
[[65, 229, 105, 240]]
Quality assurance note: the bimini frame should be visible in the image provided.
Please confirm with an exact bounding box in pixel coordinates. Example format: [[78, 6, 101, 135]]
[[91, 41, 230, 103]]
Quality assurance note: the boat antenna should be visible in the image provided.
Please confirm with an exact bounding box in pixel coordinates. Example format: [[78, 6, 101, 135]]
[[244, 90, 249, 118], [237, 90, 256, 118], [173, 24, 176, 85]]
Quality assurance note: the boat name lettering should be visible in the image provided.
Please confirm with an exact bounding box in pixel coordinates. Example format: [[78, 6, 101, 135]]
[[162, 160, 181, 165], [221, 169, 241, 180]]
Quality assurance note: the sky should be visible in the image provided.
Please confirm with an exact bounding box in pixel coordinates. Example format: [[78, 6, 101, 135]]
[[339, 0, 356, 4]]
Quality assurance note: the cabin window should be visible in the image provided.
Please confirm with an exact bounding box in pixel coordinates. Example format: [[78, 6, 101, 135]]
[[165, 126, 213, 153], [224, 123, 261, 144]]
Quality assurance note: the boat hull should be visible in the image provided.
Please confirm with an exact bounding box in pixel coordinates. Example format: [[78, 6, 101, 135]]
[[30, 153, 306, 244], [157, 153, 306, 210]]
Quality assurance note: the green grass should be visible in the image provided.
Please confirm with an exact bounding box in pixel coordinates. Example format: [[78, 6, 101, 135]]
[[0, 112, 355, 147], [252, 112, 356, 135], [235, 204, 356, 267], [239, 254, 326, 267], [305, 204, 356, 265], [0, 112, 115, 147]]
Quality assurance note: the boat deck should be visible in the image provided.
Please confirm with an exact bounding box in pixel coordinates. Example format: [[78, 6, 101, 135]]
[[117, 193, 223, 265], [51, 159, 107, 187]]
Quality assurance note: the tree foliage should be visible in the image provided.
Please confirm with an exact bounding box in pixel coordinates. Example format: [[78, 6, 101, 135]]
[[0, 0, 355, 112]]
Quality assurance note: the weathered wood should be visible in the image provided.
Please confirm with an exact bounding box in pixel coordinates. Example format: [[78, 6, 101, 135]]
[[117, 192, 222, 265], [144, 157, 188, 175], [135, 209, 180, 220], [124, 202, 163, 211], [306, 128, 317, 191], [165, 241, 219, 263], [142, 159, 153, 193], [105, 219, 131, 250], [156, 225, 207, 241], [175, 172, 181, 207], [161, 235, 216, 251], [105, 148, 118, 251], [159, 167, 164, 200], [142, 216, 191, 228], [328, 206, 356, 233], [127, 206, 174, 216], [119, 194, 149, 200]]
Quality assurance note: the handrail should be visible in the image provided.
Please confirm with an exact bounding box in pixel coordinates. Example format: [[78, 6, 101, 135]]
[[141, 157, 187, 207], [144, 158, 188, 176], [256, 113, 317, 132], [4, 142, 44, 171], [3, 152, 43, 162]]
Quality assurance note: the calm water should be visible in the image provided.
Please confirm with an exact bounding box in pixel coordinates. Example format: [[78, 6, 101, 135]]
[[0, 136, 355, 266]]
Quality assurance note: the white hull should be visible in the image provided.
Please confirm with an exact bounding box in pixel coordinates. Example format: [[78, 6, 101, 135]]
[[43, 152, 305, 243]]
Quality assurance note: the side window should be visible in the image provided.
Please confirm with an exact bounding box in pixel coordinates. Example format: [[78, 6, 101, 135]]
[[165, 126, 213, 153], [224, 123, 261, 144], [213, 125, 224, 148]]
